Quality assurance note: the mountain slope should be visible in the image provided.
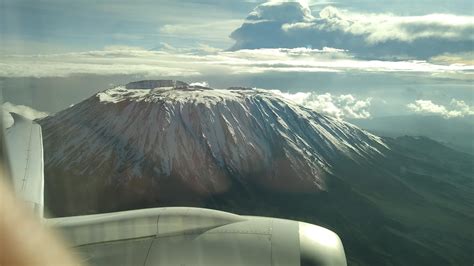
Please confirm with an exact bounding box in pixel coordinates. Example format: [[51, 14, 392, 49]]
[[39, 80, 473, 266], [40, 80, 388, 213]]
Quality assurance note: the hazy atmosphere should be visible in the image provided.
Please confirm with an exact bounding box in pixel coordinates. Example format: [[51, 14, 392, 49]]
[[1, 0, 473, 121]]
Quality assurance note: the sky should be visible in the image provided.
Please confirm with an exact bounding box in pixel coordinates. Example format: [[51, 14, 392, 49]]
[[0, 0, 473, 121]]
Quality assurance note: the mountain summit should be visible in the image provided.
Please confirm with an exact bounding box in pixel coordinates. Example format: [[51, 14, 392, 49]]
[[39, 80, 472, 265], [40, 80, 387, 210]]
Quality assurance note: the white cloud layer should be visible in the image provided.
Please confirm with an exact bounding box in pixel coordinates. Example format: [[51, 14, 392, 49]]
[[230, 2, 474, 59], [189, 81, 210, 87], [0, 47, 471, 79], [292, 6, 473, 44], [407, 99, 474, 118], [271, 90, 371, 119], [2, 102, 49, 128]]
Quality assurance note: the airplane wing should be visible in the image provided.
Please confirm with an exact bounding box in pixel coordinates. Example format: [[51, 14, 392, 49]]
[[47, 207, 346, 266], [4, 112, 347, 266], [5, 112, 44, 218]]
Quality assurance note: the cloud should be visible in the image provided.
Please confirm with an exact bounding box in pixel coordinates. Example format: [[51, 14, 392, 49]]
[[0, 50, 202, 78], [156, 42, 222, 54], [266, 0, 314, 9], [189, 81, 210, 87], [230, 2, 474, 59], [0, 47, 471, 79], [246, 1, 313, 22], [2, 102, 49, 128], [430, 52, 474, 65], [407, 99, 474, 118], [271, 90, 371, 119]]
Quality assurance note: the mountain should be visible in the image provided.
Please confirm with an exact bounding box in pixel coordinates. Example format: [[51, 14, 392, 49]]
[[349, 115, 474, 155], [39, 80, 389, 213], [39, 80, 473, 266]]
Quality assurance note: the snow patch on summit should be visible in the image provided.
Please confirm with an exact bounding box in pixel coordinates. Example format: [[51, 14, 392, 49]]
[[98, 87, 153, 103]]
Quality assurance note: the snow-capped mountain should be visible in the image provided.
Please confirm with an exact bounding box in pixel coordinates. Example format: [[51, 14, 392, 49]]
[[40, 80, 387, 197], [39, 80, 473, 265]]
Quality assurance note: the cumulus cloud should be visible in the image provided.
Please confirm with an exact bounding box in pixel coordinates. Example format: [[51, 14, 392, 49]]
[[271, 90, 371, 119], [246, 1, 313, 23], [0, 47, 471, 79], [2, 102, 49, 128], [267, 0, 312, 9], [189, 81, 210, 87], [230, 2, 474, 59], [407, 99, 474, 118]]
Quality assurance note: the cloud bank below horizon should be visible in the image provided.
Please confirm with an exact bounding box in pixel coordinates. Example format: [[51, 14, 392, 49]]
[[271, 90, 372, 119], [1, 47, 471, 79], [407, 99, 474, 118]]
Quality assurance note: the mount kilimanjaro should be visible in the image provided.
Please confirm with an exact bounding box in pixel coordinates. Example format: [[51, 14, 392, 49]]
[[39, 80, 473, 266]]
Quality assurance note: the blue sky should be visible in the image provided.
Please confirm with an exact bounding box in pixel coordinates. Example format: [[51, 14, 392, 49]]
[[1, 0, 256, 52], [0, 0, 473, 120], [1, 0, 473, 52]]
